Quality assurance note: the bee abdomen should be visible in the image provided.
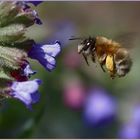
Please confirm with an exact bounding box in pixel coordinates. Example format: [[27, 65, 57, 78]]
[[114, 48, 132, 77], [115, 60, 132, 76]]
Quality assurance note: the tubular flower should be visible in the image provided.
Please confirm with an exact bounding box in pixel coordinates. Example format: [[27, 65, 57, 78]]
[[0, 1, 61, 109], [28, 41, 61, 71], [23, 64, 37, 77], [10, 63, 36, 81], [10, 79, 41, 109]]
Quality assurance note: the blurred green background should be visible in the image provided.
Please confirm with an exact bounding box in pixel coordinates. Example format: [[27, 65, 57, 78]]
[[1, 1, 140, 138]]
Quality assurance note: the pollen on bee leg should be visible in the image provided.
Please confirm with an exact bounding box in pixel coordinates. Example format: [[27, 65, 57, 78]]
[[105, 54, 115, 78]]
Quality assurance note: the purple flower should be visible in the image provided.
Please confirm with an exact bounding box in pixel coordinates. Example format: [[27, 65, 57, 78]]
[[131, 105, 140, 125], [10, 79, 41, 109], [118, 105, 140, 138], [23, 64, 36, 77], [10, 62, 36, 81], [83, 87, 116, 125], [119, 123, 140, 139], [28, 41, 61, 71], [31, 10, 42, 25]]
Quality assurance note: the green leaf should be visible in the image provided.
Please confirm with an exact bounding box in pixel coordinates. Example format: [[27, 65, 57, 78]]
[[0, 46, 27, 70], [0, 24, 26, 43], [13, 13, 35, 27], [0, 70, 13, 81], [0, 39, 35, 52], [0, 2, 19, 27]]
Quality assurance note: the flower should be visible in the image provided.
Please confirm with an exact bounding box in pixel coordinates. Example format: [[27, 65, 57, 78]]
[[22, 64, 37, 77], [119, 122, 140, 139], [28, 41, 61, 71], [83, 87, 116, 125], [10, 79, 42, 108], [16, 1, 42, 25], [131, 105, 140, 125], [0, 1, 61, 110], [63, 80, 86, 109], [118, 104, 140, 138], [10, 62, 36, 81], [31, 10, 42, 25], [27, 1, 43, 6]]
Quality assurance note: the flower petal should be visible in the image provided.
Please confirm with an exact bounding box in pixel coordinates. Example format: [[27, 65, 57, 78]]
[[41, 41, 61, 57], [10, 79, 41, 108], [28, 41, 61, 71], [23, 64, 37, 77]]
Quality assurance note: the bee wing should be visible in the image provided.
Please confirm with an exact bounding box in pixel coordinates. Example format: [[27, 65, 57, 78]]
[[114, 32, 139, 50]]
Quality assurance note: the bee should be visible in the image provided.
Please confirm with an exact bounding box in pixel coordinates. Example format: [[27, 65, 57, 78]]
[[70, 36, 132, 79]]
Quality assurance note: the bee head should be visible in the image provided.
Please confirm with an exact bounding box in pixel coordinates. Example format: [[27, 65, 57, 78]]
[[69, 36, 96, 53], [78, 37, 96, 54], [69, 36, 96, 65]]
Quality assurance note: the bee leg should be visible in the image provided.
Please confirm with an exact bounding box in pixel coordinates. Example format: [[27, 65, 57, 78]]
[[111, 76, 114, 80], [110, 72, 115, 79], [98, 53, 106, 72], [82, 53, 89, 66], [91, 54, 95, 63], [100, 63, 106, 72]]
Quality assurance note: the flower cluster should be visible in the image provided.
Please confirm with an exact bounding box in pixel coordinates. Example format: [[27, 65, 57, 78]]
[[0, 1, 61, 109], [62, 77, 117, 126]]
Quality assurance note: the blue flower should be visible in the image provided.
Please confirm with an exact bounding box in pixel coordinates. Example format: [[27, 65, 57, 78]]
[[10, 62, 36, 81], [32, 10, 42, 25], [10, 79, 42, 109], [131, 105, 140, 125], [118, 105, 140, 138], [83, 87, 116, 125], [28, 41, 61, 71], [27, 1, 43, 6], [119, 123, 140, 139], [23, 64, 37, 77]]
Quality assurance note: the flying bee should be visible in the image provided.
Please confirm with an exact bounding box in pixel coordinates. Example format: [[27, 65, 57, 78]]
[[70, 36, 132, 79]]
